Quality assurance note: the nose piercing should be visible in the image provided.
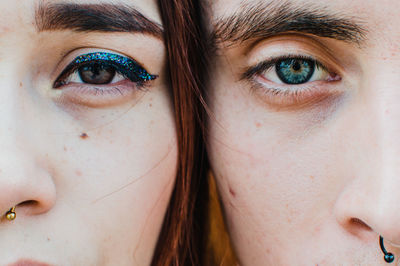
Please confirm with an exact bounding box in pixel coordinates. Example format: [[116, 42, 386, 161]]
[[5, 206, 16, 221], [380, 236, 395, 263]]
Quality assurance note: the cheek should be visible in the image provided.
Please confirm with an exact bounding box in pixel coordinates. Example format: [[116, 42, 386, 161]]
[[39, 90, 178, 264], [208, 80, 359, 261]]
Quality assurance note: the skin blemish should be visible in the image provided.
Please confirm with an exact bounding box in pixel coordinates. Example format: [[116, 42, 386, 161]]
[[229, 186, 236, 197], [309, 175, 314, 180], [80, 133, 89, 139], [75, 170, 82, 176], [63, 146, 67, 151], [255, 122, 262, 128]]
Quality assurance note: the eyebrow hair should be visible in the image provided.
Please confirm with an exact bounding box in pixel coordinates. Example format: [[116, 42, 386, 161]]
[[35, 2, 163, 38], [213, 1, 367, 46]]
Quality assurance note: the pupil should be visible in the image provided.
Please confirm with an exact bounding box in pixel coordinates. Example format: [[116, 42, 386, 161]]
[[78, 63, 116, 84], [292, 61, 301, 71], [276, 58, 315, 84]]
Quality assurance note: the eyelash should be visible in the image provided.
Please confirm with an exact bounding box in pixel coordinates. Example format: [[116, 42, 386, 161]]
[[242, 54, 330, 81], [53, 52, 156, 88], [242, 54, 341, 107], [51, 52, 157, 107]]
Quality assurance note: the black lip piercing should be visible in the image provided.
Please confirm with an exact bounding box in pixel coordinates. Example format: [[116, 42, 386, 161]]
[[380, 236, 395, 263]]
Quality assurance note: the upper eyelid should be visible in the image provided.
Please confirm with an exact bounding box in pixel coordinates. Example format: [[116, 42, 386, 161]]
[[51, 48, 149, 80], [244, 35, 346, 74], [53, 51, 157, 88], [59, 52, 151, 78]]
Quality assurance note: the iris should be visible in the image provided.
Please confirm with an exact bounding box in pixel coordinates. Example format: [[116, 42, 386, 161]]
[[276, 58, 315, 84]]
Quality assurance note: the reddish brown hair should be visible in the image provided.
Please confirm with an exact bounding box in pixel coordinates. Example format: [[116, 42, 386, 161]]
[[151, 0, 211, 265]]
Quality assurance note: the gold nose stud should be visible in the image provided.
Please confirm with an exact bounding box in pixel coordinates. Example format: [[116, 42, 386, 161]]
[[5, 206, 16, 221]]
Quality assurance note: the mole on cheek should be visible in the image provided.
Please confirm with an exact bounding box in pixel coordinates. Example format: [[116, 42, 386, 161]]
[[80, 133, 89, 139]]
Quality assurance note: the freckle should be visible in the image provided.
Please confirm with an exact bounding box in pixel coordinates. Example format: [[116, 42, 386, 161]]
[[309, 175, 314, 180], [63, 146, 67, 151], [80, 133, 89, 139], [75, 170, 82, 176], [149, 103, 152, 107], [255, 122, 262, 128], [19, 82, 22, 87], [47, 237, 51, 241], [229, 186, 236, 197]]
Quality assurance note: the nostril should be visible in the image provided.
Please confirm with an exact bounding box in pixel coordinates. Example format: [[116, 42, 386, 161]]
[[346, 217, 375, 240], [350, 218, 372, 231], [18, 200, 38, 208], [15, 200, 41, 215]]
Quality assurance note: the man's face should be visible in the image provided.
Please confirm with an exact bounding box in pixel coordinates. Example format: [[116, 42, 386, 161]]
[[207, 0, 400, 264]]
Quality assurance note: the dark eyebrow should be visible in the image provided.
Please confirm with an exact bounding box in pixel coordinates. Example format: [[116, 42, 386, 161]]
[[35, 2, 163, 38], [213, 1, 367, 46]]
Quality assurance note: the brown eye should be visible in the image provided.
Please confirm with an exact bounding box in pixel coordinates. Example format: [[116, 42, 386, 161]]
[[78, 63, 116, 84]]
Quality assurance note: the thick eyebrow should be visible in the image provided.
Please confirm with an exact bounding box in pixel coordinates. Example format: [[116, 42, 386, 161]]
[[213, 1, 367, 46], [35, 2, 163, 38]]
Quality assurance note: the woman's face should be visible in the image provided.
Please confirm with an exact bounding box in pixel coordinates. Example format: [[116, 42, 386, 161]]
[[0, 1, 177, 265], [208, 0, 400, 265]]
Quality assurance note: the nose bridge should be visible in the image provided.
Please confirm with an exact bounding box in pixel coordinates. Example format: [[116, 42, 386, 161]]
[[335, 59, 400, 244], [0, 72, 30, 158], [0, 73, 56, 217], [0, 76, 31, 208], [355, 59, 400, 240], [374, 60, 400, 198]]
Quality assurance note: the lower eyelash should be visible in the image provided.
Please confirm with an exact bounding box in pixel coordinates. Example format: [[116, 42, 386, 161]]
[[56, 80, 144, 108], [247, 80, 343, 111]]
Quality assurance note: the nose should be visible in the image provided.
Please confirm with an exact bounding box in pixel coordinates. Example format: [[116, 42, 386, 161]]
[[0, 145, 56, 219], [0, 78, 56, 220], [334, 62, 400, 246]]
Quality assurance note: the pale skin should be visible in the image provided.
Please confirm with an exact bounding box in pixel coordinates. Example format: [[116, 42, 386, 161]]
[[0, 0, 177, 265], [208, 0, 400, 265]]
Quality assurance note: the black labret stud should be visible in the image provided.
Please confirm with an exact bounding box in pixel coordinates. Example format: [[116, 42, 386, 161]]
[[380, 236, 395, 263]]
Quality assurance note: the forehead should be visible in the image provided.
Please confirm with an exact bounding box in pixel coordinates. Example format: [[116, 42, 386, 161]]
[[212, 0, 399, 16], [211, 0, 400, 48], [0, 0, 161, 32]]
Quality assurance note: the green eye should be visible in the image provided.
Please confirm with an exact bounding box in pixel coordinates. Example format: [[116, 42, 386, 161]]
[[276, 58, 315, 84]]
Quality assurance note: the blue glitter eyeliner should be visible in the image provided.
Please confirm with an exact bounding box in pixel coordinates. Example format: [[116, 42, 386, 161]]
[[54, 52, 157, 88]]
